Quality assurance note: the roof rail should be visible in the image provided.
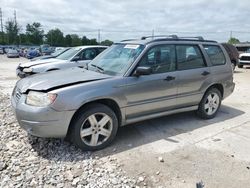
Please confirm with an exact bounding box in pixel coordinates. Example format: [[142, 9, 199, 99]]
[[178, 36, 204, 41], [141, 35, 178, 40]]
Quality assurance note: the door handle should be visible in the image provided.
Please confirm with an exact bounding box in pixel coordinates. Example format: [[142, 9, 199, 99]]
[[164, 76, 175, 81], [201, 71, 210, 76]]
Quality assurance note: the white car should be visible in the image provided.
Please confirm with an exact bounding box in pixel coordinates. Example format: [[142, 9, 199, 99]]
[[16, 46, 107, 78], [0, 48, 4, 54], [238, 48, 250, 68], [7, 49, 19, 58]]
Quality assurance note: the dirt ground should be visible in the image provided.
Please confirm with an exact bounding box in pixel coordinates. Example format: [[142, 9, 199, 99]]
[[1, 54, 250, 188]]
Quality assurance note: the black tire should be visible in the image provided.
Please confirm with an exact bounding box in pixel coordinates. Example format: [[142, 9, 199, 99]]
[[238, 65, 243, 68], [197, 88, 222, 119], [69, 103, 118, 151]]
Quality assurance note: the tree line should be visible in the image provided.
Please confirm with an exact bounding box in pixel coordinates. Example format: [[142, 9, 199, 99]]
[[0, 20, 113, 46]]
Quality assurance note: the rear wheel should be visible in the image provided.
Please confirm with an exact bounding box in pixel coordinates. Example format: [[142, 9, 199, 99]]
[[238, 65, 243, 68], [197, 88, 222, 119], [69, 104, 118, 151]]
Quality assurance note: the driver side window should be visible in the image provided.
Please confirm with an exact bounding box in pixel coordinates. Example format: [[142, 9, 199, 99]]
[[78, 49, 97, 60], [138, 45, 176, 74]]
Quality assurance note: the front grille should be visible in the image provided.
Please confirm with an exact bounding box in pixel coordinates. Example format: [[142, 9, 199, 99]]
[[240, 56, 250, 61], [15, 88, 22, 102]]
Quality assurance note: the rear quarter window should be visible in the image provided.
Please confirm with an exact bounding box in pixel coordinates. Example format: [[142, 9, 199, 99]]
[[204, 45, 226, 66]]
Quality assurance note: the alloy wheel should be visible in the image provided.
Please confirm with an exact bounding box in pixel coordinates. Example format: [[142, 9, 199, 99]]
[[204, 93, 220, 115], [80, 113, 113, 146]]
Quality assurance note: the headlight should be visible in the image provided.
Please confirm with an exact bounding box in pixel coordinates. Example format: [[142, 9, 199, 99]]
[[26, 91, 57, 107], [23, 68, 33, 73]]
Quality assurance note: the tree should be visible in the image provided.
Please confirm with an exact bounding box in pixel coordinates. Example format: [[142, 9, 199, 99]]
[[5, 19, 21, 44], [100, 39, 113, 46], [64, 34, 72, 47], [46, 28, 64, 46], [26, 22, 44, 45], [81, 36, 89, 45], [71, 34, 81, 46], [228, 37, 240, 45]]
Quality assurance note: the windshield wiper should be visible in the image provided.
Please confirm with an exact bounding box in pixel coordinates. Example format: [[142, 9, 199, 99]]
[[90, 64, 104, 73]]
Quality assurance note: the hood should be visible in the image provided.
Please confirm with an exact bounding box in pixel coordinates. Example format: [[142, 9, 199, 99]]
[[31, 55, 54, 61], [17, 67, 111, 93], [20, 58, 65, 68], [239, 52, 250, 57]]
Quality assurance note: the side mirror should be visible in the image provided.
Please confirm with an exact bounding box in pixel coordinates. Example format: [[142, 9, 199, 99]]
[[134, 66, 152, 76], [72, 56, 80, 62]]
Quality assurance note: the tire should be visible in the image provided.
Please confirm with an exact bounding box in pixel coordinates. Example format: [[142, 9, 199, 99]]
[[69, 103, 118, 151], [238, 65, 243, 68], [197, 88, 222, 119]]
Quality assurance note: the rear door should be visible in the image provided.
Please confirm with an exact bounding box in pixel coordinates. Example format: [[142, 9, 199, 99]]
[[175, 44, 211, 108]]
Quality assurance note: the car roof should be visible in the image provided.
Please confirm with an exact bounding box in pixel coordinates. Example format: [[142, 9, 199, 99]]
[[73, 45, 108, 50], [117, 35, 218, 45]]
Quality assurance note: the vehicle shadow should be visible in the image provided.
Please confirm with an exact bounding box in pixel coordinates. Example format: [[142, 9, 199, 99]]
[[29, 105, 244, 161]]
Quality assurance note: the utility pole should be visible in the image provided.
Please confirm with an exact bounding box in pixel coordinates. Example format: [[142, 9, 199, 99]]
[[0, 8, 3, 43], [230, 30, 232, 39], [14, 10, 17, 25], [98, 29, 101, 44], [152, 29, 154, 39]]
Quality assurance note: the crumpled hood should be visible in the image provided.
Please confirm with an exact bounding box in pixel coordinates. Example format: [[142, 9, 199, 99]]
[[20, 58, 65, 68], [239, 53, 250, 57], [17, 67, 111, 93]]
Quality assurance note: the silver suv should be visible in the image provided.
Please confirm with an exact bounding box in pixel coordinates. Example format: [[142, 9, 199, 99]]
[[12, 35, 235, 150]]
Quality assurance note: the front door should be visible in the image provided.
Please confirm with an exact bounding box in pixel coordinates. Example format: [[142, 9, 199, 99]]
[[124, 44, 178, 119]]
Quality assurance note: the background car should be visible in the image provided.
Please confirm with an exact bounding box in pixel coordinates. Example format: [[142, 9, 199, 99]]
[[26, 48, 41, 59], [221, 43, 239, 71], [238, 48, 250, 68], [0, 47, 4, 54], [16, 46, 107, 78], [7, 49, 19, 58], [31, 48, 70, 61]]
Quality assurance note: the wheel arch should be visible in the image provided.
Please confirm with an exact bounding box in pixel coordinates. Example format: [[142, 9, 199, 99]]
[[66, 98, 122, 136], [205, 83, 224, 98]]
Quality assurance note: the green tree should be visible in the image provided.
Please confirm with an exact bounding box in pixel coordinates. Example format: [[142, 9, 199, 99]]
[[5, 19, 21, 44], [228, 37, 240, 44], [81, 36, 90, 45], [71, 34, 81, 46], [64, 34, 72, 46], [26, 22, 44, 45], [46, 28, 64, 46], [100, 39, 113, 46]]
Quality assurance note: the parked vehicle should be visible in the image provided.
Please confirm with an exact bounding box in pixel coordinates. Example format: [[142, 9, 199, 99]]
[[26, 48, 41, 59], [0, 47, 3, 54], [31, 48, 70, 61], [221, 43, 239, 71], [16, 46, 107, 78], [12, 35, 235, 150], [7, 49, 19, 58], [238, 48, 250, 68], [40, 44, 53, 55]]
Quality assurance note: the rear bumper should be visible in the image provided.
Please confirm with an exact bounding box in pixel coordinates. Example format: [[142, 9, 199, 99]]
[[11, 93, 75, 138], [223, 82, 235, 99]]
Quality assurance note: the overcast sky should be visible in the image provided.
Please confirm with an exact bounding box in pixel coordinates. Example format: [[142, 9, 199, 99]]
[[1, 0, 250, 42]]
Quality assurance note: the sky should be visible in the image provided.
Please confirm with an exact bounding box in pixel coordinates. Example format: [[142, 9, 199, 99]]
[[1, 0, 250, 42]]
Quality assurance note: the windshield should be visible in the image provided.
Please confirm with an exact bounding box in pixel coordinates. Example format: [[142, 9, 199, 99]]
[[246, 48, 250, 53], [56, 47, 81, 60], [89, 44, 144, 76]]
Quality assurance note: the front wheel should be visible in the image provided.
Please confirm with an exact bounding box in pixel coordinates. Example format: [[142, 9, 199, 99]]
[[197, 88, 222, 119], [69, 104, 118, 151]]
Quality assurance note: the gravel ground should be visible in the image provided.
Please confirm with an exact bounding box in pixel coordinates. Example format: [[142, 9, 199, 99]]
[[0, 91, 138, 188]]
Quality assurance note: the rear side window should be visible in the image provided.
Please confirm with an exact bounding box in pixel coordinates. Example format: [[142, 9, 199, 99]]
[[204, 45, 226, 65], [176, 45, 206, 70]]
